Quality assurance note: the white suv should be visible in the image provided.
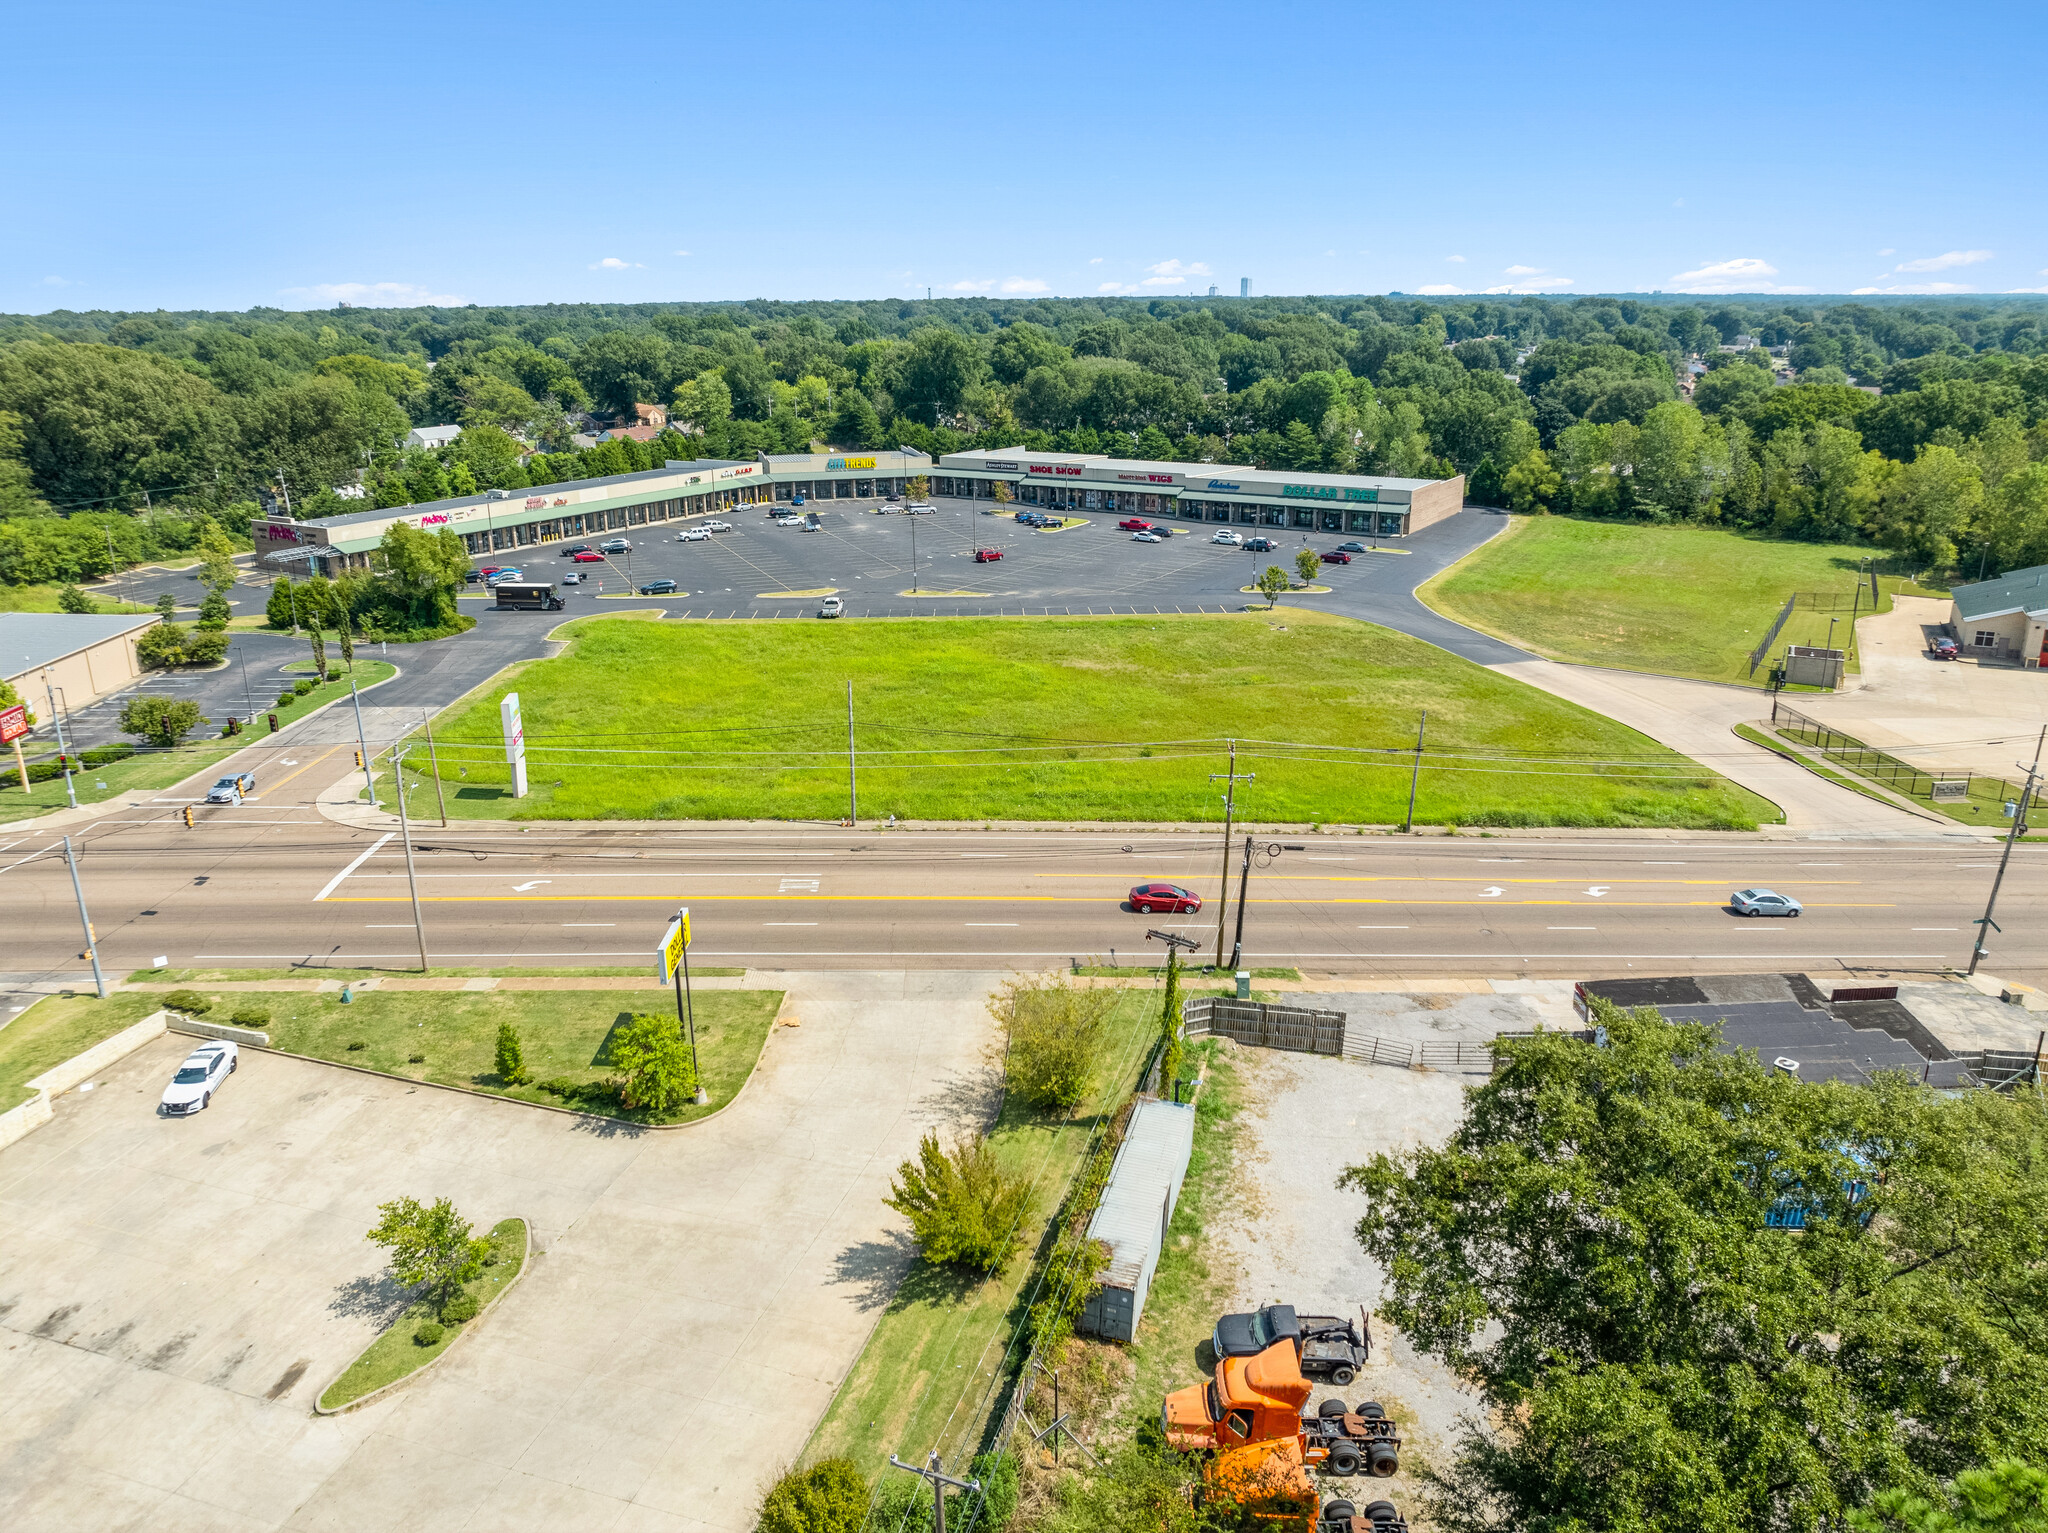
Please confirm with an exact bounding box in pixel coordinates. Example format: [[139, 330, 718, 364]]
[[819, 597, 844, 618], [1211, 530, 1243, 546]]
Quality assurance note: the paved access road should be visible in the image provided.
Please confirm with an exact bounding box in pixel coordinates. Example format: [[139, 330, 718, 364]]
[[6, 783, 2039, 980]]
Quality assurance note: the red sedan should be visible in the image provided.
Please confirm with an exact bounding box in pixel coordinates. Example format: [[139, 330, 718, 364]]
[[974, 547, 1005, 562], [572, 550, 606, 563], [1321, 550, 1353, 564], [1129, 882, 1202, 914]]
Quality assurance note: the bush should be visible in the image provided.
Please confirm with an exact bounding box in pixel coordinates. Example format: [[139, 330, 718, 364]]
[[533, 1076, 618, 1110], [407, 1052, 425, 1063], [80, 744, 135, 767], [292, 679, 316, 697], [228, 1004, 270, 1027], [413, 1320, 444, 1346], [609, 1012, 699, 1114], [346, 1041, 366, 1051], [493, 1021, 528, 1085], [118, 695, 208, 746], [884, 1130, 1033, 1273], [57, 583, 97, 614], [183, 629, 228, 665], [440, 1291, 480, 1323], [990, 977, 1112, 1112], [198, 591, 230, 629], [163, 989, 212, 1015], [136, 623, 189, 669], [276, 690, 295, 707], [758, 1457, 871, 1533]]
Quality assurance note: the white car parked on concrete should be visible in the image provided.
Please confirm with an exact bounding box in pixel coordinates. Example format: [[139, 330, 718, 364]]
[[160, 1040, 238, 1116]]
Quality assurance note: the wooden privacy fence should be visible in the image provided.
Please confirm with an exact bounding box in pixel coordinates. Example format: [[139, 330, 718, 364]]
[[1182, 997, 1345, 1056]]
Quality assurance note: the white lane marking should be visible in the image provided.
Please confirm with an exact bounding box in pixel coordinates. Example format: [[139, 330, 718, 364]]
[[965, 922, 1020, 927], [364, 924, 415, 928], [512, 880, 552, 891], [762, 922, 817, 926], [779, 878, 820, 892], [1358, 925, 1409, 929], [1479, 886, 1504, 897], [563, 923, 617, 927], [1911, 927, 1959, 931], [1643, 861, 1687, 865], [1955, 864, 1996, 868], [1584, 886, 1610, 897], [315, 832, 394, 901], [1548, 926, 1597, 930], [960, 853, 1008, 858], [1475, 858, 1520, 863]]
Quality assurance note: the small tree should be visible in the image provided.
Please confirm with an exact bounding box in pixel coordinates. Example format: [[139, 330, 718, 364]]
[[267, 576, 298, 632], [758, 1457, 871, 1533], [308, 627, 328, 681], [1257, 564, 1289, 608], [136, 623, 188, 669], [1159, 946, 1184, 1089], [906, 472, 931, 503], [990, 479, 1013, 511], [609, 1011, 698, 1113], [990, 975, 1113, 1112], [1295, 547, 1322, 587], [366, 1194, 491, 1313], [197, 591, 230, 630], [58, 583, 97, 614], [336, 609, 356, 672], [118, 695, 207, 746], [494, 1021, 528, 1085], [885, 1130, 1033, 1273], [196, 519, 240, 599], [154, 592, 178, 621]]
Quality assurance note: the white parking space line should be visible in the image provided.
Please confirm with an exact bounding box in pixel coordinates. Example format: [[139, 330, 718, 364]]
[[315, 832, 394, 901], [1548, 926, 1597, 931], [762, 922, 817, 926], [563, 923, 618, 927]]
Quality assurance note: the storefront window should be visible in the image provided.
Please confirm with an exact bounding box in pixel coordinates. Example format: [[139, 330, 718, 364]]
[[1292, 508, 1315, 529], [1378, 512, 1404, 536]]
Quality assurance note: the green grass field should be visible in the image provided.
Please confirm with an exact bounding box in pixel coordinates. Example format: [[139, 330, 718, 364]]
[[402, 611, 1773, 830], [0, 993, 165, 1112], [0, 582, 155, 615], [0, 660, 395, 823], [217, 986, 782, 1124], [1424, 517, 1947, 687], [318, 1218, 527, 1410]]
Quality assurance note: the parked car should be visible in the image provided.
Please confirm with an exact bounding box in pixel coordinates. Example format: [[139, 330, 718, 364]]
[[1212, 530, 1244, 546], [485, 568, 523, 584], [1245, 537, 1275, 552], [819, 596, 844, 618], [792, 494, 807, 507], [1929, 635, 1959, 659], [703, 520, 732, 532], [775, 513, 802, 526], [1128, 882, 1202, 914], [906, 503, 935, 515], [599, 537, 631, 553], [1118, 517, 1155, 532], [1150, 524, 1173, 537], [160, 1040, 237, 1116], [560, 570, 583, 584], [638, 579, 678, 595], [463, 568, 483, 583], [205, 771, 256, 804], [677, 526, 710, 542], [1731, 888, 1802, 917], [1132, 531, 1161, 543], [974, 547, 1004, 562], [572, 550, 606, 563], [1334, 541, 1367, 553], [1322, 550, 1353, 565], [559, 543, 593, 556]]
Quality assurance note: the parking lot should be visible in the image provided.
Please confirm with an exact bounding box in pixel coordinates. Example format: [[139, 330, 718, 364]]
[[464, 498, 1502, 625], [0, 971, 995, 1531]]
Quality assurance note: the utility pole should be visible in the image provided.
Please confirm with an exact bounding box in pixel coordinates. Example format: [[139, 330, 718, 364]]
[[846, 681, 858, 825], [1968, 724, 2045, 977], [1229, 840, 1304, 973], [1402, 710, 1428, 832], [63, 835, 107, 998], [422, 710, 448, 826], [887, 1452, 980, 1533], [43, 674, 77, 809], [911, 510, 920, 593], [350, 678, 376, 805], [1209, 741, 1253, 970], [392, 746, 430, 974]]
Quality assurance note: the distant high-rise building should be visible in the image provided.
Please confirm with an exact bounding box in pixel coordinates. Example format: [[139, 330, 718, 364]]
[[1239, 278, 1250, 298], [1208, 285, 1217, 297]]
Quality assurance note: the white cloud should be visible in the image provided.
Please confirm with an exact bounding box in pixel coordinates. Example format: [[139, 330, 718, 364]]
[[2004, 286, 2048, 295], [1139, 259, 1213, 287], [1502, 264, 1541, 277], [590, 257, 644, 270], [1445, 255, 1466, 264], [1666, 257, 1803, 294], [1416, 284, 1465, 295], [1895, 249, 1992, 273], [1000, 277, 1049, 294], [1672, 198, 1685, 208], [1089, 257, 1103, 264], [674, 249, 692, 257], [1850, 282, 1978, 295], [282, 280, 469, 307], [1483, 276, 1575, 293], [1097, 281, 1139, 295], [950, 278, 995, 292], [1878, 248, 1896, 257], [40, 275, 72, 287]]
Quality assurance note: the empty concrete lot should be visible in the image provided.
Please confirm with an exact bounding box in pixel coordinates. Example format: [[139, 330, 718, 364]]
[[0, 973, 996, 1532]]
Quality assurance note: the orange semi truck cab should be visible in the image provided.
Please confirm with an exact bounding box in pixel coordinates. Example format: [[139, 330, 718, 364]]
[[1165, 1340, 1314, 1455]]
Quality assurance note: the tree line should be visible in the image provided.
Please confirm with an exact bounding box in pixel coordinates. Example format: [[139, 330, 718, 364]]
[[3, 292, 2047, 587]]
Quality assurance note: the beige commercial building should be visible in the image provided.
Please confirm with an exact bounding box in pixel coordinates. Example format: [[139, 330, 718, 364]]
[[1, 612, 162, 719], [1947, 564, 2048, 668]]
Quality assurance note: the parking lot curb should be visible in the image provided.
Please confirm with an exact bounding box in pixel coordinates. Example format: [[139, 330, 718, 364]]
[[313, 1217, 532, 1416]]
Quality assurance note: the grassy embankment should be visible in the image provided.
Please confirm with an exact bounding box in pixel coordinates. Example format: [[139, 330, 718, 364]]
[[0, 659, 397, 823], [133, 965, 747, 982], [318, 1218, 528, 1410], [0, 993, 166, 1112], [397, 610, 1773, 830], [1423, 517, 1947, 687]]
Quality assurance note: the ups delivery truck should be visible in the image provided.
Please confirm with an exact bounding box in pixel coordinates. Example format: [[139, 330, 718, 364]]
[[493, 582, 565, 611]]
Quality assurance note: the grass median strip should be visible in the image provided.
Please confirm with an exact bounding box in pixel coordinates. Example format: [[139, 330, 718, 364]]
[[132, 965, 748, 983], [318, 1218, 527, 1411], [414, 609, 1770, 830], [0, 993, 167, 1112]]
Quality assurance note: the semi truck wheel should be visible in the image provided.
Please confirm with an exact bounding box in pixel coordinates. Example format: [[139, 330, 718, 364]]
[[1328, 1447, 1362, 1476], [1369, 1444, 1399, 1476], [1362, 1502, 1398, 1520], [1318, 1398, 1348, 1418], [1358, 1401, 1385, 1419], [1322, 1501, 1356, 1522], [1331, 1365, 1355, 1384]]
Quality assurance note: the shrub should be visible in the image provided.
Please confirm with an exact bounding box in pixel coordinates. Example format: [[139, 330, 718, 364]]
[[136, 623, 188, 669], [493, 1021, 528, 1085], [413, 1320, 444, 1346], [80, 744, 135, 767], [57, 583, 97, 614], [989, 976, 1112, 1112], [884, 1130, 1033, 1273], [758, 1457, 871, 1533], [440, 1291, 480, 1324], [292, 679, 316, 697], [118, 695, 208, 746], [346, 1041, 366, 1051], [609, 1012, 698, 1114], [183, 629, 229, 665], [197, 591, 230, 629], [407, 1052, 425, 1063], [163, 989, 212, 1015], [533, 1076, 618, 1109], [276, 689, 295, 707], [228, 1004, 270, 1027]]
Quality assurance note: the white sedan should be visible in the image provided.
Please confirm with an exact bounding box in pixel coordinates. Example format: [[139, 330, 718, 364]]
[[1132, 531, 1162, 543], [677, 527, 710, 542], [161, 1040, 238, 1116]]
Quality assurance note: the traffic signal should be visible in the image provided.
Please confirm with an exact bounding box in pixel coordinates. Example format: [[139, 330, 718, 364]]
[[267, 712, 279, 733], [354, 748, 363, 767], [182, 806, 194, 828]]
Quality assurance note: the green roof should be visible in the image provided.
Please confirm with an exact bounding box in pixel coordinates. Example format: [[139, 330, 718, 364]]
[[1952, 564, 2048, 622]]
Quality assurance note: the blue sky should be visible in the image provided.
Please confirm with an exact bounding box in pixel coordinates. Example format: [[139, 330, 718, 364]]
[[3, 0, 2044, 315]]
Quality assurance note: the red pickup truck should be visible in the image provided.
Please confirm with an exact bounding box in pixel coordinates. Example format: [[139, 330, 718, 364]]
[[1117, 517, 1155, 533]]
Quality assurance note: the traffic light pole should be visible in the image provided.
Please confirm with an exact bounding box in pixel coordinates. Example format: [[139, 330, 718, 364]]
[[350, 678, 376, 805], [1968, 725, 2045, 977], [63, 835, 107, 998]]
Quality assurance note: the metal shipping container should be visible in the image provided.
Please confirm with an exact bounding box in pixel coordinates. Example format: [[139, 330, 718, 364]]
[[1077, 1098, 1196, 1343]]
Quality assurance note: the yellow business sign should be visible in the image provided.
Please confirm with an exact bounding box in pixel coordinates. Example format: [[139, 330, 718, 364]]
[[657, 909, 692, 982]]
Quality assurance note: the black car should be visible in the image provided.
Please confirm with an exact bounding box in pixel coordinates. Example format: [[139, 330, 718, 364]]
[[1244, 536, 1275, 552], [560, 543, 593, 556], [638, 578, 678, 595]]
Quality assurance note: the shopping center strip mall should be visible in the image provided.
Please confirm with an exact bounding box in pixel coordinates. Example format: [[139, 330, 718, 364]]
[[254, 445, 1467, 568]]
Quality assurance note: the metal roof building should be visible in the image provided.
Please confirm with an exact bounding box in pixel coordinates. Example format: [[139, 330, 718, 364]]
[[1947, 564, 2048, 668], [1078, 1098, 1197, 1344], [1, 612, 162, 714]]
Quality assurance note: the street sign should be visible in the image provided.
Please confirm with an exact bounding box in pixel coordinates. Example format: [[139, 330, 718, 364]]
[[0, 704, 26, 744], [657, 908, 692, 983]]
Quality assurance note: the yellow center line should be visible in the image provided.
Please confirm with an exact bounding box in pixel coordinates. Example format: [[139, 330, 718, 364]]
[[1035, 874, 1862, 886], [321, 894, 1895, 908], [260, 744, 346, 797]]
